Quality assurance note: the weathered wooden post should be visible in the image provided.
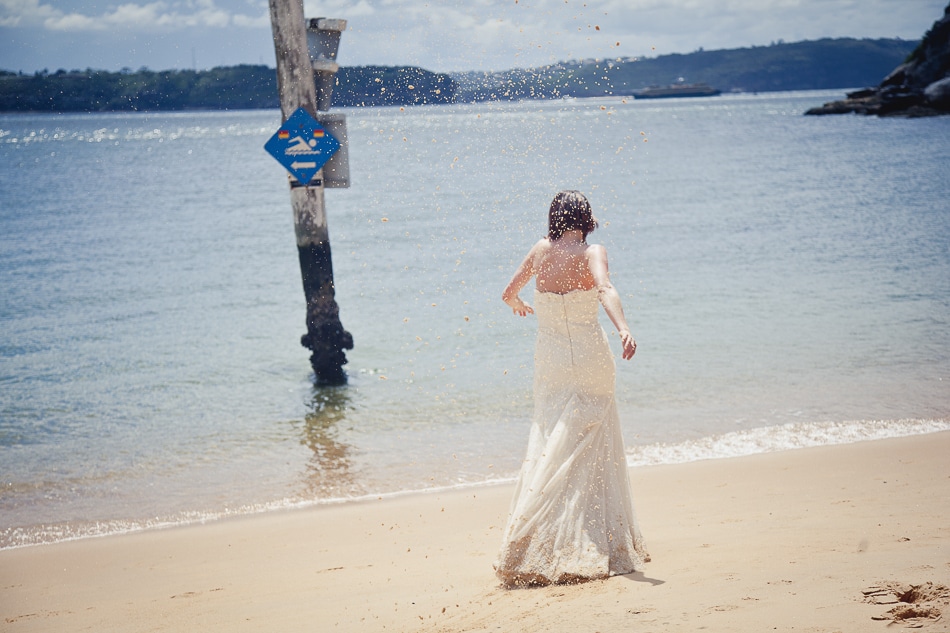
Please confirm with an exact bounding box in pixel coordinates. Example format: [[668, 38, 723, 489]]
[[268, 0, 352, 385]]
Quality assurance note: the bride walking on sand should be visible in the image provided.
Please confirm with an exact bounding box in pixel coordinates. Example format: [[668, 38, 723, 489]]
[[494, 190, 649, 587]]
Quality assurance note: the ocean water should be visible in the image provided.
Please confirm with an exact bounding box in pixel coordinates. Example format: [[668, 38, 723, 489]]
[[1, 90, 948, 548]]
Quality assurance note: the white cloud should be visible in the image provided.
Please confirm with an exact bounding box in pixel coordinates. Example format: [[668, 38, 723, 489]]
[[44, 12, 101, 30], [48, 3, 172, 31], [2, 0, 269, 32], [0, 0, 59, 26], [303, 0, 375, 18], [232, 11, 269, 27]]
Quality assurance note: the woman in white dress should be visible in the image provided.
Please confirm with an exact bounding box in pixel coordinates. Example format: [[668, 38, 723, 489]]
[[494, 190, 649, 587]]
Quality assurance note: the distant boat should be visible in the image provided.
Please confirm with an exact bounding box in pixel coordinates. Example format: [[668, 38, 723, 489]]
[[632, 83, 721, 99]]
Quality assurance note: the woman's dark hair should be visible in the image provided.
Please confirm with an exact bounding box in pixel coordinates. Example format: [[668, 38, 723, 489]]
[[547, 190, 598, 240]]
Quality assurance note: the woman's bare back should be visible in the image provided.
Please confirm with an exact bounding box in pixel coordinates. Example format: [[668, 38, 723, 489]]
[[533, 236, 597, 294]]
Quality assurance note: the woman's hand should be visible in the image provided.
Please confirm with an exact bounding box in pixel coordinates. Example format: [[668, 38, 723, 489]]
[[619, 330, 637, 360], [509, 297, 534, 317]]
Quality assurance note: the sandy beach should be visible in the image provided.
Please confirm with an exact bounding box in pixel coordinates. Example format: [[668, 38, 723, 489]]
[[2, 431, 949, 632]]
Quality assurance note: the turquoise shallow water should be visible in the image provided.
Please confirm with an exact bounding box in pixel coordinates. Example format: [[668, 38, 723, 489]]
[[1, 90, 949, 547]]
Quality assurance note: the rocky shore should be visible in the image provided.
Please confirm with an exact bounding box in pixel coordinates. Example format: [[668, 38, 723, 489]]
[[807, 3, 950, 117]]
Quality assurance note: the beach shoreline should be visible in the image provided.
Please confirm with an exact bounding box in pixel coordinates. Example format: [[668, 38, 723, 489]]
[[5, 417, 947, 551], [3, 431, 949, 632]]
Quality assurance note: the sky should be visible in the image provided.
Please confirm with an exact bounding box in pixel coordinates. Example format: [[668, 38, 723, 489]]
[[1, 0, 946, 74]]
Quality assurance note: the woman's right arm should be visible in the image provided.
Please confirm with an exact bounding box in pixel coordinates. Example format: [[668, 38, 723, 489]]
[[502, 241, 542, 317]]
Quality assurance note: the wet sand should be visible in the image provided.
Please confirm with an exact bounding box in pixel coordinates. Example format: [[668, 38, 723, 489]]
[[2, 431, 949, 632]]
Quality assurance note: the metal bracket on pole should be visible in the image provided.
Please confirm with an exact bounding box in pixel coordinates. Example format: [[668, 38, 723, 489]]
[[307, 18, 345, 112], [307, 17, 350, 189], [314, 112, 349, 188]]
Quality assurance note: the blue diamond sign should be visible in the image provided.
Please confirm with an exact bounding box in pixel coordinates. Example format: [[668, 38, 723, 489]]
[[264, 107, 341, 185]]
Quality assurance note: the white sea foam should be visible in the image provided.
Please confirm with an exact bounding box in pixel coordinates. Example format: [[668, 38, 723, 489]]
[[626, 418, 950, 467], [0, 477, 513, 550]]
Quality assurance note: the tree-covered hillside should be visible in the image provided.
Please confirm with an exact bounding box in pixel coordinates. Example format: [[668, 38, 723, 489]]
[[0, 65, 457, 112], [0, 38, 919, 112], [452, 38, 919, 100]]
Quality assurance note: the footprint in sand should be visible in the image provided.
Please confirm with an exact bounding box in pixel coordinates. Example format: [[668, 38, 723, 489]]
[[863, 581, 950, 626]]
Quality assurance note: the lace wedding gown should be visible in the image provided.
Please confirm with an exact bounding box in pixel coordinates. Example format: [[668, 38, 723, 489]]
[[495, 288, 649, 586]]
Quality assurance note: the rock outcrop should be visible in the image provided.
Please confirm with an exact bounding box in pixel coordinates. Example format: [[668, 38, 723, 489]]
[[806, 3, 950, 116]]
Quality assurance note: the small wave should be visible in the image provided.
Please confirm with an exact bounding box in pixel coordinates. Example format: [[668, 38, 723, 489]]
[[626, 418, 950, 467], [0, 477, 515, 550]]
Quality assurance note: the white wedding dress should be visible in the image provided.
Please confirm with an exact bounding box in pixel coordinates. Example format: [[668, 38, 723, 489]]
[[495, 287, 649, 586]]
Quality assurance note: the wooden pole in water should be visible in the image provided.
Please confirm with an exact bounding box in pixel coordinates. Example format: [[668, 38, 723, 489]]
[[268, 0, 352, 385]]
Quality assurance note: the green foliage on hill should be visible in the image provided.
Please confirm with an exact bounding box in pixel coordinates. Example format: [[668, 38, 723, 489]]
[[452, 38, 919, 101], [0, 64, 457, 112], [332, 66, 456, 106], [0, 65, 277, 111], [0, 38, 918, 112]]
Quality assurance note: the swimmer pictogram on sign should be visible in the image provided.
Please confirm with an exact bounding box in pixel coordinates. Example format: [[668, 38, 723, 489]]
[[264, 107, 341, 186]]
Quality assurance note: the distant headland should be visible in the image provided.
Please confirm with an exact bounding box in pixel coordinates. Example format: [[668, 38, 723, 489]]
[[807, 4, 950, 117], [0, 38, 919, 113]]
